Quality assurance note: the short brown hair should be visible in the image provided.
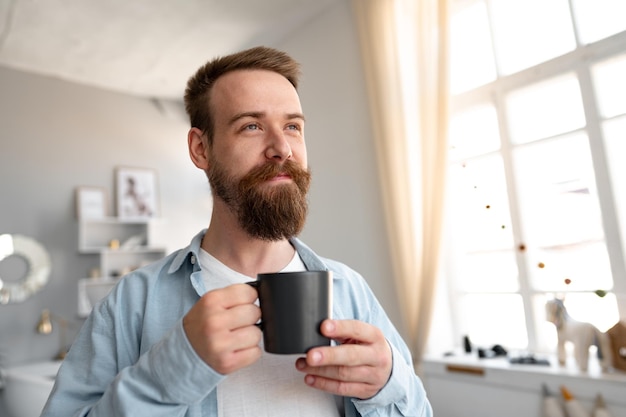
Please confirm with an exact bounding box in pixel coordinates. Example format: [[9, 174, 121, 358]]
[[184, 46, 302, 145]]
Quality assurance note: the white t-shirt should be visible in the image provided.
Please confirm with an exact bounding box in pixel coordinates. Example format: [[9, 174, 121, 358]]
[[198, 249, 342, 417]]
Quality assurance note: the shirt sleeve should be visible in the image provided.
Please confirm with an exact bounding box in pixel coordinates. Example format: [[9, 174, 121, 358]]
[[351, 343, 433, 417], [327, 260, 433, 417], [41, 301, 223, 416]]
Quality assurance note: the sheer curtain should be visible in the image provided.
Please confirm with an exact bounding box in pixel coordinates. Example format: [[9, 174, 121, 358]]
[[352, 0, 449, 364]]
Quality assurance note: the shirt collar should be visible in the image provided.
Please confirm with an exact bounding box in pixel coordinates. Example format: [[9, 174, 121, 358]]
[[167, 229, 338, 279], [168, 229, 205, 274]]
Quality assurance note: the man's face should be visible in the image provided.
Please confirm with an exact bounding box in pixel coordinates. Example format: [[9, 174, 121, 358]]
[[206, 69, 311, 240]]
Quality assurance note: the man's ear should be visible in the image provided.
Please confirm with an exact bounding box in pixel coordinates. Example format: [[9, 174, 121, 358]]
[[188, 127, 210, 170]]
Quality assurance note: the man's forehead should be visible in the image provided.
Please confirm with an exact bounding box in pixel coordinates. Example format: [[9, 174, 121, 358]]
[[213, 69, 295, 93], [211, 70, 302, 118]]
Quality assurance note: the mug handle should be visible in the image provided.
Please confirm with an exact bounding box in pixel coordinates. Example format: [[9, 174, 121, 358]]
[[246, 281, 263, 329]]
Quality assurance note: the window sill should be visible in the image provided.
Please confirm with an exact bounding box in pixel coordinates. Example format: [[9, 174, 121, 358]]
[[421, 354, 626, 416]]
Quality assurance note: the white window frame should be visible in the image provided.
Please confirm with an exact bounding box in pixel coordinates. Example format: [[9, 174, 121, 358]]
[[445, 3, 626, 353]]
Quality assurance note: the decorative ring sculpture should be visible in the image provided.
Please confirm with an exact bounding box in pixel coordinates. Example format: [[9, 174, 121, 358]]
[[0, 234, 51, 304]]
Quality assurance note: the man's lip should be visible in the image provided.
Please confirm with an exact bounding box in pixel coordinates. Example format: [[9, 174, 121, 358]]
[[269, 173, 291, 181]]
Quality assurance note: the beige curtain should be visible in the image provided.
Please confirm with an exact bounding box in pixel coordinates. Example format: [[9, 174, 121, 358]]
[[352, 0, 449, 364]]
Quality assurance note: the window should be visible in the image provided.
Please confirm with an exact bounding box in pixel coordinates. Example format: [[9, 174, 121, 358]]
[[443, 0, 626, 353]]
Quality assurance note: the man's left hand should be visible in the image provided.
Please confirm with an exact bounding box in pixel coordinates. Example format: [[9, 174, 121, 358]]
[[295, 319, 392, 400]]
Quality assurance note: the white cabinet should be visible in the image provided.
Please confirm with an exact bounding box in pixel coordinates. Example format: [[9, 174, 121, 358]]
[[77, 218, 166, 316], [422, 355, 626, 417]]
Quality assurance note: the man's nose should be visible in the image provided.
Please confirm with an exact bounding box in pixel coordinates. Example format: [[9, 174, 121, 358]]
[[265, 128, 292, 161]]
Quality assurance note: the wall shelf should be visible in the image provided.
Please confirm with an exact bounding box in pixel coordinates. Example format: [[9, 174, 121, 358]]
[[77, 217, 166, 316], [78, 217, 157, 253]]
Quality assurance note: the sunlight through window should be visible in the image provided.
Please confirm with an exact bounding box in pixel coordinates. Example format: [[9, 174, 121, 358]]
[[571, 0, 626, 44], [440, 0, 626, 355]]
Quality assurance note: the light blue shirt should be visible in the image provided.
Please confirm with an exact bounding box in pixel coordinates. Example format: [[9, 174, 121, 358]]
[[42, 230, 432, 417]]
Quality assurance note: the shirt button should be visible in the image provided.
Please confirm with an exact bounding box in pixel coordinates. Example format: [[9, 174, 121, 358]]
[[190, 255, 196, 265]]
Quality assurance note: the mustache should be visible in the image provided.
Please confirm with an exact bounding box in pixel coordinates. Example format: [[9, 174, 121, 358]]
[[238, 159, 311, 191]]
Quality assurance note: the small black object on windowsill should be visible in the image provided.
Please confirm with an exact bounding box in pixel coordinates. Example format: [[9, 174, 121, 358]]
[[477, 344, 508, 359], [509, 354, 550, 366], [463, 335, 473, 353]]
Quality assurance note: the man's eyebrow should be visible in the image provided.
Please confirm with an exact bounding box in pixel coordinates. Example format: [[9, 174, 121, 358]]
[[287, 113, 306, 122], [228, 111, 306, 125], [228, 111, 264, 126]]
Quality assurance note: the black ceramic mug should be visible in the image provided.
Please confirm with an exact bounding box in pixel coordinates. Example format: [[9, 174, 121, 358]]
[[248, 270, 333, 354]]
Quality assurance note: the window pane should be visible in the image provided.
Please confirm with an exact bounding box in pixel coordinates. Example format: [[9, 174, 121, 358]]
[[446, 155, 518, 292], [513, 133, 613, 291], [592, 53, 626, 119], [571, 0, 626, 44], [603, 115, 626, 261], [528, 241, 613, 291], [448, 155, 515, 252], [461, 294, 528, 348], [506, 74, 586, 144], [490, 0, 576, 75], [513, 133, 603, 245], [449, 104, 501, 161], [450, 1, 496, 94], [452, 251, 519, 292]]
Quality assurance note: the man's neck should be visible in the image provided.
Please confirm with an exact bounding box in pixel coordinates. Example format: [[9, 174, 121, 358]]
[[201, 207, 297, 277]]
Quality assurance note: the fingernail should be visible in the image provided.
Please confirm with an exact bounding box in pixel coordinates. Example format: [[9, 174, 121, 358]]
[[323, 320, 335, 333], [305, 375, 315, 386], [310, 351, 322, 364], [296, 359, 305, 370]]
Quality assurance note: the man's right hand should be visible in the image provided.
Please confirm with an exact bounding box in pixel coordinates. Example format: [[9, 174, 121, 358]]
[[183, 283, 262, 374]]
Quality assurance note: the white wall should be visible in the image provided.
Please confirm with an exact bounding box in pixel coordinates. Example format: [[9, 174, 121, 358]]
[[0, 2, 403, 412]]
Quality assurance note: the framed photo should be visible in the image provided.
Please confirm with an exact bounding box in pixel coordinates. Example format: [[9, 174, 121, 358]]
[[115, 166, 158, 219], [76, 187, 108, 220]]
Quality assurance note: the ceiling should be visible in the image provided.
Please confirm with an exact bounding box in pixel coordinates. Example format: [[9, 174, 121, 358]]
[[0, 0, 342, 101]]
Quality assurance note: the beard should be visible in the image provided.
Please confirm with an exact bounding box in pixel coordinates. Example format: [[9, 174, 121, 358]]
[[207, 157, 311, 241]]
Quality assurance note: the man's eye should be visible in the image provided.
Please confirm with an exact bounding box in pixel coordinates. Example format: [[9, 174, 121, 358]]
[[244, 124, 259, 131], [286, 124, 301, 131]]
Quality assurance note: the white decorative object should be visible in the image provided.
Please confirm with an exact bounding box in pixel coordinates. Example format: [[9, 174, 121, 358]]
[[542, 384, 565, 417], [75, 186, 107, 219], [593, 394, 613, 417], [0, 234, 51, 304], [561, 386, 591, 417], [546, 298, 613, 372]]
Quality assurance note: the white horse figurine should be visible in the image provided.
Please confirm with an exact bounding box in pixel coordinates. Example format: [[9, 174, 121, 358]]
[[545, 298, 612, 372]]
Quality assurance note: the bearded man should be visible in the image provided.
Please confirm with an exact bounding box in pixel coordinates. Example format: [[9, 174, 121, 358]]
[[41, 46, 432, 417]]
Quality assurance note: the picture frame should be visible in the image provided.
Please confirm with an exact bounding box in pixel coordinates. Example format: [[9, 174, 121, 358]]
[[115, 166, 159, 220], [75, 186, 108, 220]]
